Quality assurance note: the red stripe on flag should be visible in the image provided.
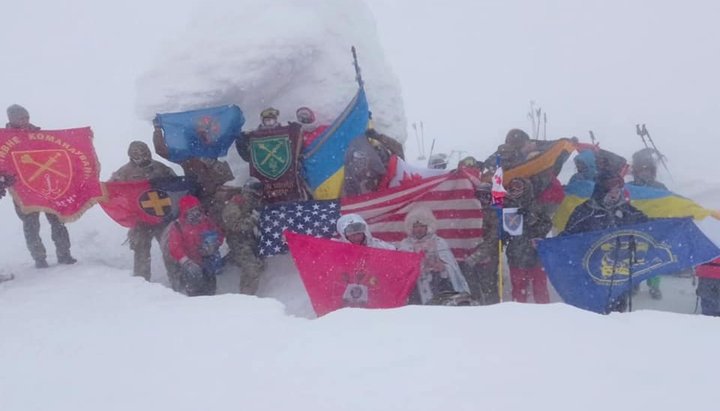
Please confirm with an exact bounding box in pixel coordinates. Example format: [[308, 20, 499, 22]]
[[341, 170, 483, 261]]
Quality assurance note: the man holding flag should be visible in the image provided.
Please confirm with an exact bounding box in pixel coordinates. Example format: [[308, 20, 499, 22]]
[[5, 104, 76, 268], [109, 141, 177, 281]]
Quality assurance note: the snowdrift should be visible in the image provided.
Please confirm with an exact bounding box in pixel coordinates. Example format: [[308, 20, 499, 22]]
[[1, 264, 717, 411]]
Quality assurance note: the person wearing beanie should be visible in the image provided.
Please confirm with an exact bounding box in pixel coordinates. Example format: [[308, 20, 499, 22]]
[[110, 141, 177, 281], [163, 195, 224, 296], [6, 105, 76, 268]]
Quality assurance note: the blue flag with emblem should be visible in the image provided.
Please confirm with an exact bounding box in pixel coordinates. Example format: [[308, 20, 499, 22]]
[[538, 218, 720, 313], [154, 105, 245, 163], [302, 87, 369, 200]]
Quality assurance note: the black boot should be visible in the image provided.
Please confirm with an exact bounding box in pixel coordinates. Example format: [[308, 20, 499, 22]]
[[58, 255, 77, 265]]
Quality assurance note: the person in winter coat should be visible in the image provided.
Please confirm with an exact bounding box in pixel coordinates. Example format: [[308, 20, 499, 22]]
[[109, 141, 177, 280], [180, 157, 234, 223], [627, 148, 667, 299], [164, 195, 224, 296], [563, 173, 648, 236], [696, 258, 720, 316], [563, 172, 649, 313], [398, 208, 471, 305], [221, 177, 266, 295], [504, 178, 552, 303], [6, 104, 76, 268], [335, 214, 396, 250], [568, 150, 598, 185], [463, 182, 500, 305]]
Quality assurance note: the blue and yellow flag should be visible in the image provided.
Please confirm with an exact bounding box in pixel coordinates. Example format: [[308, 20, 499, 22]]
[[553, 180, 717, 232], [302, 87, 369, 200], [154, 105, 245, 163], [539, 218, 720, 314]]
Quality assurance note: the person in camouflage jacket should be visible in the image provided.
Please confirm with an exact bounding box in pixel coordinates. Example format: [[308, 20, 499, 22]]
[[6, 104, 75, 268], [464, 183, 500, 304], [504, 177, 552, 303], [221, 177, 266, 295], [110, 141, 177, 281]]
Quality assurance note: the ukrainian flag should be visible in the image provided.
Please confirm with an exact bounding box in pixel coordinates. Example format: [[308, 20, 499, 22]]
[[553, 180, 717, 232], [303, 87, 369, 200]]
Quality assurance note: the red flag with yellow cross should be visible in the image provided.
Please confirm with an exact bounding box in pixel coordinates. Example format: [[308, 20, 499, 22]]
[[99, 177, 198, 228]]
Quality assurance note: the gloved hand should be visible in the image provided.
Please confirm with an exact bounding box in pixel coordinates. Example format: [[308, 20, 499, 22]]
[[181, 258, 203, 279]]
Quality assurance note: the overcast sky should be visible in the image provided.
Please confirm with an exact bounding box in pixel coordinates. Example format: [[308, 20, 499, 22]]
[[2, 0, 719, 179]]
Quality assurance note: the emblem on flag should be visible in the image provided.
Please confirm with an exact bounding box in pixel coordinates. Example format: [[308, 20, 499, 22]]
[[250, 135, 291, 180], [12, 150, 72, 200], [584, 230, 674, 285], [138, 190, 172, 217], [195, 116, 222, 144]]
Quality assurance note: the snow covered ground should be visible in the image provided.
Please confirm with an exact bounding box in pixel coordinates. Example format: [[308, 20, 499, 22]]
[[2, 262, 718, 411], [2, 1, 720, 410]]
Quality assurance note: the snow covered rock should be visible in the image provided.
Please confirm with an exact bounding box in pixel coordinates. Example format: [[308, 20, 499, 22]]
[[136, 0, 407, 145]]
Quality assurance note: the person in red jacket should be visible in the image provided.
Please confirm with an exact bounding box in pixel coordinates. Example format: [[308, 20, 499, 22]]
[[164, 195, 224, 296], [696, 258, 720, 316]]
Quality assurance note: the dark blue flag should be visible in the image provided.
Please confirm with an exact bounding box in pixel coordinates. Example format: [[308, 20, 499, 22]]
[[258, 200, 341, 257], [154, 105, 245, 163], [538, 218, 720, 313]]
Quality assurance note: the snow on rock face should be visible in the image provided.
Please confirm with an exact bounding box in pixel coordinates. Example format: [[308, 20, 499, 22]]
[[136, 0, 407, 143]]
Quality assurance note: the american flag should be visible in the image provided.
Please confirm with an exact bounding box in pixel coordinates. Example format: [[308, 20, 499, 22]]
[[341, 169, 483, 261], [258, 200, 340, 256], [258, 170, 483, 260]]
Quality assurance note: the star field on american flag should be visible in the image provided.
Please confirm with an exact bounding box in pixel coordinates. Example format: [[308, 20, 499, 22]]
[[258, 200, 341, 256]]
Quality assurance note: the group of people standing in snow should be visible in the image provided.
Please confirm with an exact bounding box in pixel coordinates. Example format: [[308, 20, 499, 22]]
[[2, 104, 720, 317]]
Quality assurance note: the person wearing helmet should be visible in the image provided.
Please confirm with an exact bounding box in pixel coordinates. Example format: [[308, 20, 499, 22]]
[[428, 153, 449, 170], [398, 208, 471, 305], [6, 104, 76, 268], [164, 195, 224, 296], [258, 107, 281, 131], [110, 141, 177, 281], [221, 177, 266, 294], [336, 214, 396, 250]]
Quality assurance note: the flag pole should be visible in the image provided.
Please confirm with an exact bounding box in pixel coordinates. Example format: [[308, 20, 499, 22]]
[[493, 153, 505, 302], [351, 46, 364, 89]]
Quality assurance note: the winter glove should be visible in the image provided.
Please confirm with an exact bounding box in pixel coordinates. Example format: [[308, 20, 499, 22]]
[[180, 257, 203, 280]]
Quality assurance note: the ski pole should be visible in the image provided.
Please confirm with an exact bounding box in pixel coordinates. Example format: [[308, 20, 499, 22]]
[[639, 124, 672, 177]]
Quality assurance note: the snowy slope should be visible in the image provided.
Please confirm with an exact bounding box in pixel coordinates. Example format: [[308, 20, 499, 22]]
[[2, 265, 719, 411]]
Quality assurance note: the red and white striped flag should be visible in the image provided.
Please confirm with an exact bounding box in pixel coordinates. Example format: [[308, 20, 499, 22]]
[[341, 169, 483, 261]]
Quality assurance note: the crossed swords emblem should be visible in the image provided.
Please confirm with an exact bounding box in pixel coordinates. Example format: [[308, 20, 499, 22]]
[[20, 153, 68, 182], [257, 142, 284, 166]]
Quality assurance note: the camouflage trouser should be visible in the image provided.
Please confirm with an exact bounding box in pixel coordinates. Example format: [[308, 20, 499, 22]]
[[128, 224, 173, 281], [461, 261, 500, 305], [226, 235, 265, 295], [14, 202, 71, 263]]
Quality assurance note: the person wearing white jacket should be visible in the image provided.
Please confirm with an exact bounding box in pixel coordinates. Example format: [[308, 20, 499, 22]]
[[335, 214, 396, 250], [398, 207, 470, 304]]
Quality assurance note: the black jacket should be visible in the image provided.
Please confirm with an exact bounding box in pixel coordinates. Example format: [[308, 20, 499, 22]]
[[563, 198, 648, 235]]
